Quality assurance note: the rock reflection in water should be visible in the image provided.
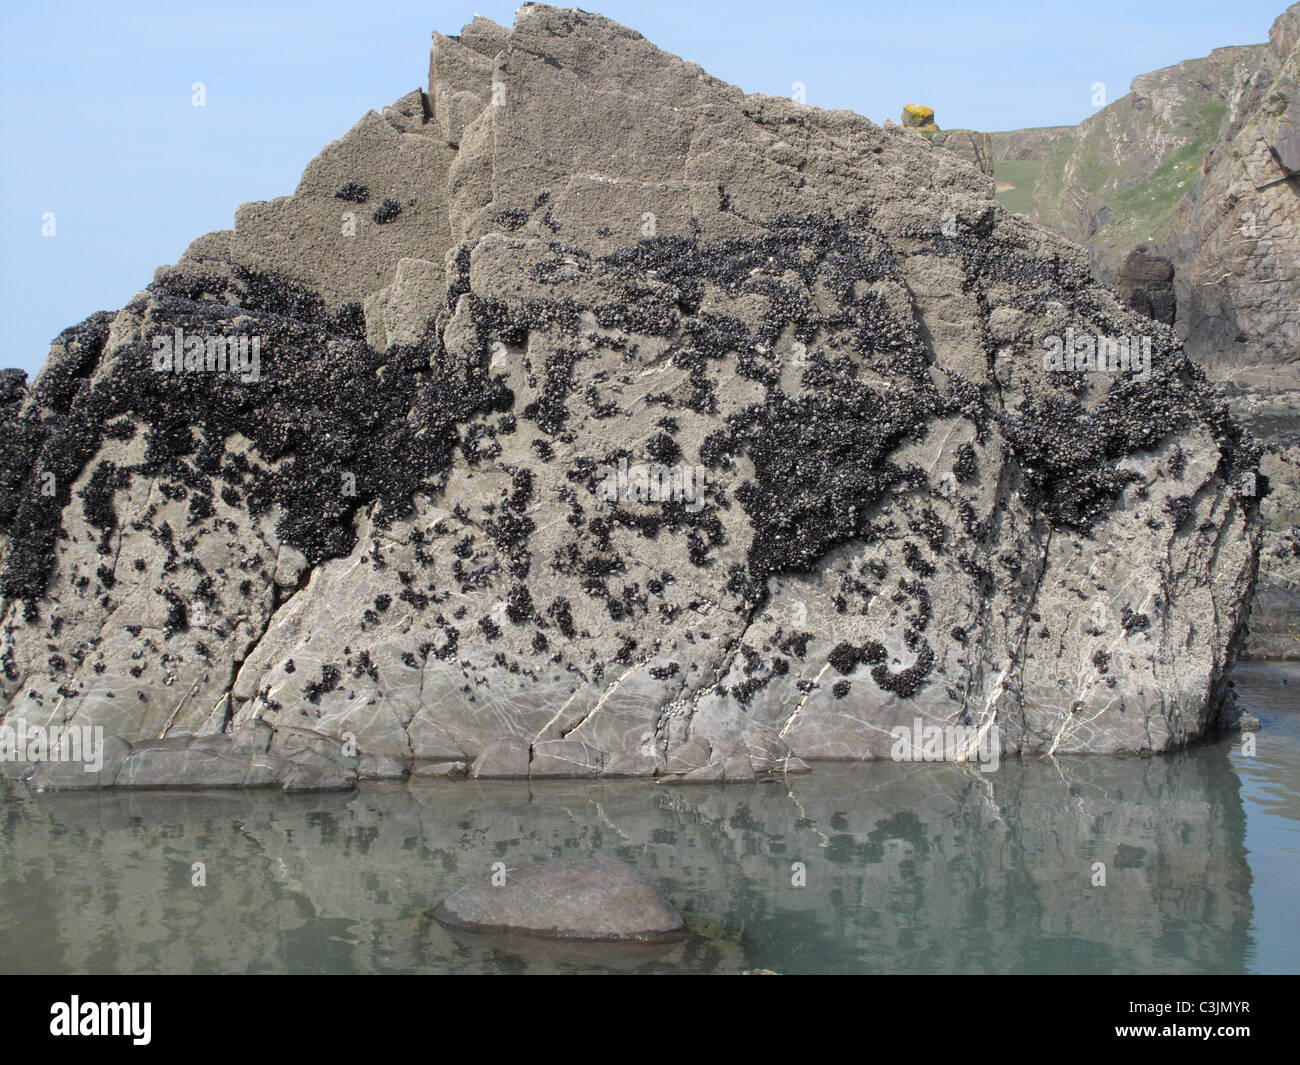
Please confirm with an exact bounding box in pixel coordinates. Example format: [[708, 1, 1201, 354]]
[[0, 748, 1251, 974]]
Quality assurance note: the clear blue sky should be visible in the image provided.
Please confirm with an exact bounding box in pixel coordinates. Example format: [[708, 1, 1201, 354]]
[[1, 0, 1287, 378]]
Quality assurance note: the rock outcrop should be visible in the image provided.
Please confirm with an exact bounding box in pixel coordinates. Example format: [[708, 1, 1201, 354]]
[[988, 6, 1298, 661], [898, 105, 994, 176], [1244, 434, 1300, 659], [901, 104, 937, 129], [0, 6, 1265, 787], [1115, 245, 1177, 325], [928, 129, 995, 177]]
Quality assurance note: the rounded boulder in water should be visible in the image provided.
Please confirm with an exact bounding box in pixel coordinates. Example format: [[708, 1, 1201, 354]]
[[433, 858, 687, 941]]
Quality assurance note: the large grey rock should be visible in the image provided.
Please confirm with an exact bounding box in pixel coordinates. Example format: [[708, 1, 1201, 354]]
[[108, 735, 356, 791], [432, 858, 686, 941], [604, 745, 664, 777], [26, 733, 132, 791], [0, 5, 1266, 787], [358, 752, 409, 780], [115, 739, 264, 789], [664, 735, 712, 775]]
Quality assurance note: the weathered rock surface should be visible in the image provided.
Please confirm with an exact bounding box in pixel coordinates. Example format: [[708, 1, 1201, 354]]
[[471, 735, 530, 779], [0, 5, 1266, 786], [433, 857, 686, 941], [1115, 246, 1176, 325], [927, 129, 995, 177], [989, 8, 1298, 659], [21, 727, 356, 792]]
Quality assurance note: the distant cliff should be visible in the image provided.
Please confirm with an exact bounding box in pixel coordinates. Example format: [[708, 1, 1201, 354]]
[[988, 4, 1299, 395], [1021, 43, 1274, 284], [1166, 3, 1299, 391]]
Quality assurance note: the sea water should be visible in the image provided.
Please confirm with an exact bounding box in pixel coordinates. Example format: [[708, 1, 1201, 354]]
[[0, 664, 1296, 974]]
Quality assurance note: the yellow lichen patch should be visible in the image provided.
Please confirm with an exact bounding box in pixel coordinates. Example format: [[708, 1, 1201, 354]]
[[901, 104, 938, 131]]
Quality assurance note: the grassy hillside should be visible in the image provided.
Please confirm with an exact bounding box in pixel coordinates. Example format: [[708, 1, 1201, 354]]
[[993, 160, 1043, 215], [1025, 48, 1258, 280]]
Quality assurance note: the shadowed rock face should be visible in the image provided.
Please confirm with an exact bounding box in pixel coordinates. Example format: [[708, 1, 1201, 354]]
[[1244, 432, 1300, 660], [1115, 246, 1176, 326], [0, 5, 1264, 787]]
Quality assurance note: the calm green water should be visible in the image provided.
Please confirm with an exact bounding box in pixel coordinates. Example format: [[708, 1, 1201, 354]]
[[1, 665, 1297, 974]]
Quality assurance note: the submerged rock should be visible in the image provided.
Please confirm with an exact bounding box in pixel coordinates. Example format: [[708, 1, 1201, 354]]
[[433, 858, 686, 941], [0, 5, 1266, 787]]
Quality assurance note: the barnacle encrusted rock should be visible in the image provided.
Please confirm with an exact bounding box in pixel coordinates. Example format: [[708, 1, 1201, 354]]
[[0, 5, 1265, 787]]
